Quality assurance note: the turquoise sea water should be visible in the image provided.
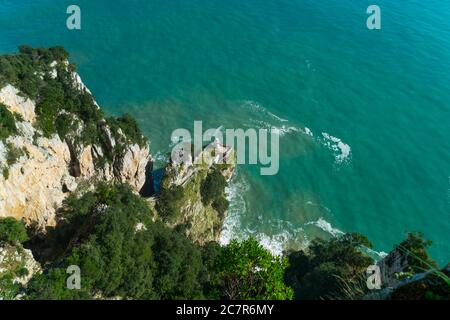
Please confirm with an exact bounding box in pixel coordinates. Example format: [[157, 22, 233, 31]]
[[1, 0, 449, 264]]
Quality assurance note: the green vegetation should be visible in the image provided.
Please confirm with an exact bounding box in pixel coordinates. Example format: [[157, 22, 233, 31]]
[[6, 142, 25, 166], [204, 238, 294, 300], [391, 269, 450, 300], [156, 184, 185, 223], [23, 183, 294, 300], [0, 46, 69, 99], [0, 219, 30, 299], [0, 103, 17, 140], [0, 217, 28, 245], [26, 183, 206, 299], [1, 142, 26, 179], [0, 46, 147, 167], [393, 232, 438, 274], [0, 273, 21, 300], [285, 233, 374, 300], [107, 114, 147, 148], [200, 168, 229, 218]]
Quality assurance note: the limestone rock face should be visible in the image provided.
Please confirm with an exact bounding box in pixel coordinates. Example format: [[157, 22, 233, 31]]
[[0, 243, 41, 288], [0, 83, 152, 229], [0, 85, 36, 123], [159, 141, 236, 244], [0, 133, 71, 227]]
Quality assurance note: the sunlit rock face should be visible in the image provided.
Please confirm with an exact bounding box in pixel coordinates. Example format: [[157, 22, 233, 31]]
[[0, 80, 151, 230]]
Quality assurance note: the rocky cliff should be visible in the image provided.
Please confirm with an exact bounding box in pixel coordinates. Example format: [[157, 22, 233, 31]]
[[156, 140, 236, 244], [0, 47, 151, 230], [0, 45, 235, 246]]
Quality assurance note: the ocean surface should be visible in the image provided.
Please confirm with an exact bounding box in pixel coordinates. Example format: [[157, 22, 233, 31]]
[[1, 0, 449, 264]]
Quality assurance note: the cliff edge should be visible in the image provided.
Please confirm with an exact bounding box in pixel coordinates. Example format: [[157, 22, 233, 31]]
[[0, 46, 151, 229]]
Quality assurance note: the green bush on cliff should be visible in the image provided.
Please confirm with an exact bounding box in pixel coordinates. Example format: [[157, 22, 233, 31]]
[[26, 183, 206, 300], [200, 169, 226, 205], [0, 46, 69, 99], [204, 237, 294, 300], [156, 185, 185, 223], [1, 46, 146, 159], [6, 142, 26, 166], [0, 103, 17, 140], [393, 232, 438, 274], [391, 269, 450, 300], [0, 273, 21, 300], [26, 267, 92, 300], [0, 218, 28, 245], [285, 233, 374, 300], [211, 196, 229, 219], [200, 168, 229, 217], [107, 114, 148, 148]]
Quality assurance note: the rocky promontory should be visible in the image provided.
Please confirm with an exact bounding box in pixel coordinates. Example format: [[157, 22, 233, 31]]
[[0, 48, 151, 229]]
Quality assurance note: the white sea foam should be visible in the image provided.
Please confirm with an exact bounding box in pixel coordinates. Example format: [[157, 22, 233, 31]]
[[271, 125, 302, 137], [267, 111, 288, 123], [320, 132, 352, 164], [253, 230, 306, 257], [220, 173, 249, 246], [365, 247, 389, 260], [241, 100, 317, 140], [242, 100, 289, 123], [306, 217, 345, 237], [153, 151, 169, 163]]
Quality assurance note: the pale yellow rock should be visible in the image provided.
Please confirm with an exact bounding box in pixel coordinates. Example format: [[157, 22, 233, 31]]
[[78, 145, 96, 178], [0, 85, 36, 123], [0, 134, 71, 227], [0, 84, 152, 230]]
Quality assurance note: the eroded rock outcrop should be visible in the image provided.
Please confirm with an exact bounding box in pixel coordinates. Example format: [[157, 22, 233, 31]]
[[0, 243, 41, 288], [0, 74, 151, 229], [156, 140, 236, 244]]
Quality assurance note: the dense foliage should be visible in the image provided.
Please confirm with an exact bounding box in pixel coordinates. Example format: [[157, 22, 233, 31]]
[[0, 103, 24, 178], [0, 217, 28, 245], [200, 168, 229, 218], [3, 183, 448, 300], [0, 46, 68, 99], [393, 232, 438, 274], [204, 238, 294, 300], [156, 184, 185, 223], [285, 233, 374, 300], [0, 103, 18, 140], [23, 183, 296, 300], [0, 218, 29, 299], [0, 46, 147, 166]]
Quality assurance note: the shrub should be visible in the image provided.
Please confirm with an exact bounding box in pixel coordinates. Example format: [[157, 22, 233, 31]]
[[26, 183, 205, 300], [156, 185, 184, 223], [0, 218, 28, 244], [0, 273, 21, 300], [200, 169, 227, 206], [6, 143, 25, 166], [285, 233, 374, 300], [212, 196, 229, 219], [107, 114, 147, 148], [0, 104, 17, 140], [205, 237, 294, 300], [394, 232, 438, 274]]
